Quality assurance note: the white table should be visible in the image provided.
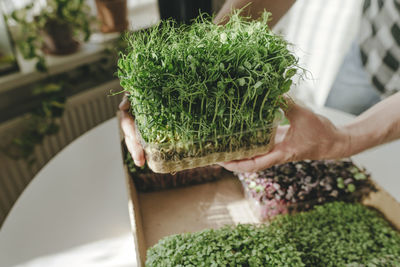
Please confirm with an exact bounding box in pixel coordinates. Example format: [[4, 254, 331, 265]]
[[0, 119, 137, 267], [0, 108, 399, 267]]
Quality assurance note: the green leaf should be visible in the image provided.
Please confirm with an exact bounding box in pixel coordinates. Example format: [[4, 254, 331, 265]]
[[35, 57, 47, 72], [285, 68, 297, 79], [238, 78, 246, 87], [347, 184, 356, 192], [254, 81, 263, 90], [282, 79, 292, 93], [244, 61, 252, 69], [354, 173, 367, 180]]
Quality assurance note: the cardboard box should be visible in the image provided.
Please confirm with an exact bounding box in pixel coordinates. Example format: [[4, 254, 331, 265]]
[[118, 113, 400, 267]]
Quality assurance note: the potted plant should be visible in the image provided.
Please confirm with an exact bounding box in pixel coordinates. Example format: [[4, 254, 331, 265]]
[[0, 13, 19, 76], [95, 0, 128, 33], [118, 11, 298, 173], [9, 0, 93, 71], [3, 82, 66, 164]]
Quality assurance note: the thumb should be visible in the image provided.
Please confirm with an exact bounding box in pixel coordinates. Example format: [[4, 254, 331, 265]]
[[251, 146, 287, 170], [119, 95, 130, 111], [219, 144, 288, 173], [281, 97, 310, 123]]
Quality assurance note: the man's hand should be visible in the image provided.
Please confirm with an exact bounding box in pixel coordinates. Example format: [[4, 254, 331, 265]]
[[218, 101, 350, 173], [213, 0, 295, 27], [119, 95, 146, 167]]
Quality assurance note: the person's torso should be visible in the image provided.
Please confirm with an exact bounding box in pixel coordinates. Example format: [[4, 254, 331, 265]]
[[359, 0, 400, 96]]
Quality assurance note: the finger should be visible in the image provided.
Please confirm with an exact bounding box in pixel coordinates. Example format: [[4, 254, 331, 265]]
[[279, 94, 295, 113], [123, 130, 145, 166], [125, 136, 145, 166], [121, 111, 145, 166], [126, 143, 145, 167], [121, 109, 136, 139], [251, 148, 287, 170], [283, 100, 300, 121], [282, 99, 315, 124], [218, 126, 290, 173], [119, 95, 130, 111], [278, 96, 299, 126], [125, 138, 145, 167], [218, 160, 255, 173], [219, 147, 287, 173]]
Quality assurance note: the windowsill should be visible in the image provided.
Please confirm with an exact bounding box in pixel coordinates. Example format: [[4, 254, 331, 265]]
[[0, 1, 160, 94]]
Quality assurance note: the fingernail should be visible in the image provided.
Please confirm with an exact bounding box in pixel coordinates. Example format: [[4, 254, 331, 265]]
[[119, 99, 127, 109], [134, 159, 144, 167]]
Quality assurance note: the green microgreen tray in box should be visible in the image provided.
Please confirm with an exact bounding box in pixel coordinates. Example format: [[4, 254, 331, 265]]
[[118, 11, 299, 173], [237, 159, 376, 220], [146, 202, 400, 266]]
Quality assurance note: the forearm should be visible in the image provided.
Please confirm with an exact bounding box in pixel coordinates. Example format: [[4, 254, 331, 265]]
[[341, 92, 400, 156], [214, 0, 295, 27]]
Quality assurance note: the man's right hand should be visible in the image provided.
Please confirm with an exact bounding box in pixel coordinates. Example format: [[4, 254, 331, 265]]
[[119, 95, 146, 167], [218, 101, 350, 173]]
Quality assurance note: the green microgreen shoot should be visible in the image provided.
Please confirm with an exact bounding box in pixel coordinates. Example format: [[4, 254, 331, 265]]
[[118, 10, 299, 163], [146, 202, 400, 266]]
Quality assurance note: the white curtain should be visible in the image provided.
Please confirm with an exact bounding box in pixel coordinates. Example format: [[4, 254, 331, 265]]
[[275, 0, 364, 106]]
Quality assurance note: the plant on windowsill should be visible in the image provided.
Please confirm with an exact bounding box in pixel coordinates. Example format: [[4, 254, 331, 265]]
[[0, 39, 119, 165], [3, 82, 66, 165], [95, 0, 128, 33], [8, 0, 93, 72]]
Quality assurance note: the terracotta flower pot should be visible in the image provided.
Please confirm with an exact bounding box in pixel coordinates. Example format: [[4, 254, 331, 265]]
[[41, 19, 79, 55], [95, 0, 128, 33]]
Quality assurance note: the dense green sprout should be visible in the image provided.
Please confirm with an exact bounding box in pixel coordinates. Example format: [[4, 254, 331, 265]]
[[146, 202, 400, 266], [118, 11, 298, 149]]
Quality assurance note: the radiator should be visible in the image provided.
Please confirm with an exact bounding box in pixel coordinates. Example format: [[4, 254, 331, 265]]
[[0, 79, 123, 226]]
